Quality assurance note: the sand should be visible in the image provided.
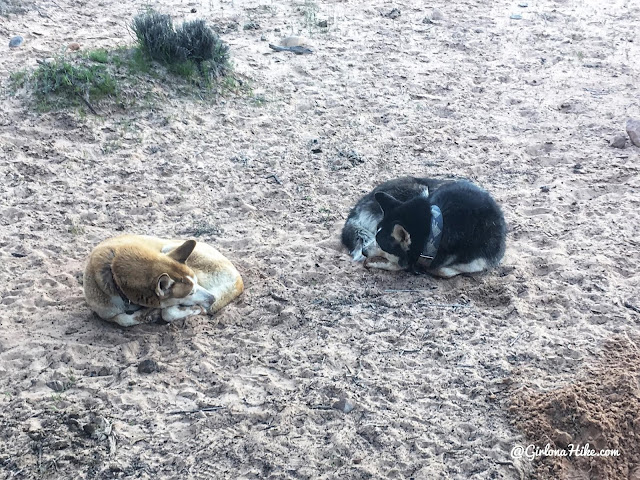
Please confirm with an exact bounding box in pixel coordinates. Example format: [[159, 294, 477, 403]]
[[0, 0, 639, 478], [510, 336, 640, 479]]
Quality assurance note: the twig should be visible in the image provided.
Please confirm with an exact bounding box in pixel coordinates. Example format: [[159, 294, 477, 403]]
[[509, 331, 528, 347], [168, 406, 225, 415], [422, 303, 473, 309], [401, 348, 423, 355], [75, 92, 99, 116], [624, 302, 640, 314], [265, 173, 282, 185], [384, 289, 433, 293]]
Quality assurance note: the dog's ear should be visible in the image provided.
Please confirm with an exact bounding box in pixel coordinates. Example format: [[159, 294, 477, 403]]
[[167, 240, 196, 263], [392, 224, 411, 251], [375, 192, 402, 215], [156, 273, 175, 299]]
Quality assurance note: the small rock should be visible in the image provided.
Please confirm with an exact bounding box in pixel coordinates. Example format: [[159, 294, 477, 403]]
[[178, 388, 200, 400], [280, 36, 307, 47], [82, 415, 112, 440], [540, 186, 550, 193], [626, 119, 640, 147], [50, 440, 70, 450], [510, 14, 523, 20], [260, 35, 267, 41], [68, 42, 80, 51], [190, 7, 197, 13], [431, 8, 444, 21], [384, 8, 401, 19], [609, 134, 627, 149], [11, 252, 27, 258], [553, 430, 572, 448], [25, 418, 44, 440], [243, 21, 260, 30], [9, 36, 23, 48], [138, 359, 158, 374], [317, 19, 328, 28], [47, 380, 65, 392], [333, 398, 355, 413]]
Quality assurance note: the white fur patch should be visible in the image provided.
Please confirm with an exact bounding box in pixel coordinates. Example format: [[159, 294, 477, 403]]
[[436, 258, 488, 278]]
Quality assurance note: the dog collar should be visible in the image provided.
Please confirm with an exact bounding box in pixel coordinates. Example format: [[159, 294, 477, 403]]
[[420, 205, 443, 263]]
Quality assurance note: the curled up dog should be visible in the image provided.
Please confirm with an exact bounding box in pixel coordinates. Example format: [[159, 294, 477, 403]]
[[83, 235, 243, 327], [342, 177, 506, 278]]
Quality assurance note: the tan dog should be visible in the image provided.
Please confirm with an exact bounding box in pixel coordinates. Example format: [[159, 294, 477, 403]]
[[83, 235, 243, 327]]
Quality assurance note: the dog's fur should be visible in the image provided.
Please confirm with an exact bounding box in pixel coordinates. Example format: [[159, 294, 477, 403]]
[[341, 177, 449, 261], [369, 180, 506, 277], [84, 235, 243, 327]]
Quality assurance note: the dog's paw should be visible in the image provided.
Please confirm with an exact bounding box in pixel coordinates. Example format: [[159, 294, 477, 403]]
[[141, 308, 163, 323], [161, 305, 205, 323]]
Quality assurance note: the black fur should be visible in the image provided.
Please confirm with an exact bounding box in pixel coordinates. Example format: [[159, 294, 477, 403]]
[[375, 180, 506, 272], [341, 176, 450, 259]]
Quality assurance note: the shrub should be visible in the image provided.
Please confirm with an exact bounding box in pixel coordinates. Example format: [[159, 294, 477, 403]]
[[131, 11, 230, 80], [131, 11, 181, 63]]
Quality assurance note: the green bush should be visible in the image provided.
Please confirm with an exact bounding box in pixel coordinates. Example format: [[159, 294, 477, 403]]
[[131, 10, 230, 80], [131, 11, 181, 63]]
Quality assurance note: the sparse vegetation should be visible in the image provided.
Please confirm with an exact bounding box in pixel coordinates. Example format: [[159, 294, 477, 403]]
[[87, 48, 109, 63], [0, 0, 32, 15], [301, 0, 319, 28], [25, 59, 117, 112], [131, 10, 230, 83], [9, 10, 241, 113]]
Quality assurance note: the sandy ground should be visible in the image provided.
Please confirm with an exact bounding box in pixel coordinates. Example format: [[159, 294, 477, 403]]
[[1, 0, 639, 478]]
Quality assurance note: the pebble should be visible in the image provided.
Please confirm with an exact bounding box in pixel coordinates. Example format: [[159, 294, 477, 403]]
[[190, 7, 197, 13], [626, 119, 640, 147], [9, 36, 23, 48], [385, 8, 401, 19], [333, 398, 355, 413], [510, 14, 523, 20], [178, 388, 200, 400], [47, 380, 65, 392], [280, 36, 307, 47], [138, 359, 159, 374], [609, 134, 627, 149], [68, 42, 81, 51], [553, 429, 572, 447], [431, 9, 444, 21], [243, 21, 260, 31], [317, 19, 328, 28]]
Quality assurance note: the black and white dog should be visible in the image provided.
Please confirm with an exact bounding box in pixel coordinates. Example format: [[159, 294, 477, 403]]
[[341, 177, 506, 278]]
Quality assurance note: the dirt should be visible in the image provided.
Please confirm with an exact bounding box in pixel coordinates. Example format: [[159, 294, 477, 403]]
[[0, 0, 639, 478], [509, 337, 640, 480]]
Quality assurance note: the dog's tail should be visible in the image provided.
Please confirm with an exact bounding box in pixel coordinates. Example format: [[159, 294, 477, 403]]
[[341, 220, 374, 262]]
